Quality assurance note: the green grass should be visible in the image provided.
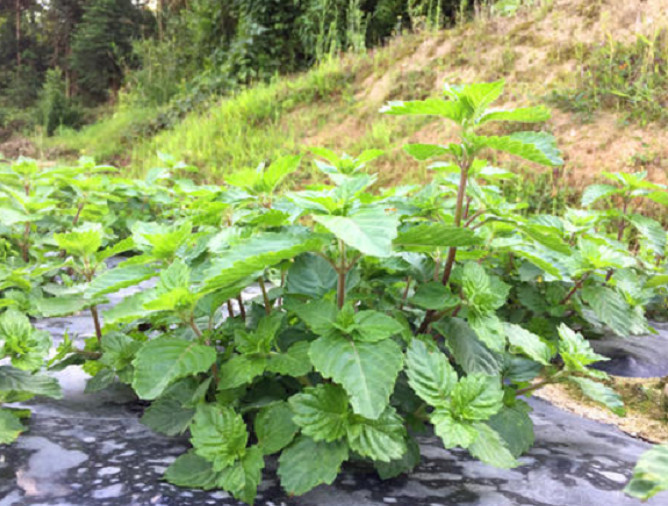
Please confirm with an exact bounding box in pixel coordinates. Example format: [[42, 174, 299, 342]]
[[130, 58, 355, 181], [547, 32, 668, 125], [40, 106, 161, 163]]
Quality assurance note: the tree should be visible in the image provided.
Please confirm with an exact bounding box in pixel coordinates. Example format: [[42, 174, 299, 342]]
[[70, 0, 154, 104]]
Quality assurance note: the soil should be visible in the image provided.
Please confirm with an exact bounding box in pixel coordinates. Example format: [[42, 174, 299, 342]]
[[535, 376, 668, 444]]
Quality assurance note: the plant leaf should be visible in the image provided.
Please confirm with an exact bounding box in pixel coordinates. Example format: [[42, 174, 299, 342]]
[[309, 334, 403, 420], [569, 377, 626, 416], [189, 404, 248, 472], [473, 131, 563, 167], [504, 323, 553, 365], [314, 206, 398, 258], [132, 338, 216, 400], [255, 402, 298, 455], [289, 384, 350, 442], [277, 436, 349, 495], [394, 223, 480, 252], [468, 423, 519, 468], [624, 444, 668, 500], [346, 406, 407, 462], [405, 339, 457, 407]]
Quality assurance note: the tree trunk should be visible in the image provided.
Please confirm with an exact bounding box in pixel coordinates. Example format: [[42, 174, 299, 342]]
[[15, 0, 21, 71]]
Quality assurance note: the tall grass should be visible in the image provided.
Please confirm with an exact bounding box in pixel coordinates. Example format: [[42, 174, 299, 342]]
[[131, 58, 353, 180]]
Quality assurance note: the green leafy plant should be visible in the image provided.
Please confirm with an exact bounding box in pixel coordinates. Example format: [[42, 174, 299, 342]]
[[1, 80, 666, 505], [625, 444, 668, 501]]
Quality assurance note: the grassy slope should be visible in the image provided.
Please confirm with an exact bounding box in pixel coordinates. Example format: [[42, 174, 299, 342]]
[[43, 0, 668, 190]]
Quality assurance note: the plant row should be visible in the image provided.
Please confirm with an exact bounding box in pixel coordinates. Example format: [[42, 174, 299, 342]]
[[1, 80, 667, 503]]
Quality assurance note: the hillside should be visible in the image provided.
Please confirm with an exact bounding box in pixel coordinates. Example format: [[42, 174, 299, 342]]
[[7, 0, 668, 191]]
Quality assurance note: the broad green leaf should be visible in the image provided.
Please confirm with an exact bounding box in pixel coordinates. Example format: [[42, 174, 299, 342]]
[[54, 224, 103, 257], [277, 436, 348, 495], [468, 313, 506, 352], [218, 445, 264, 505], [132, 338, 216, 400], [381, 99, 467, 123], [504, 323, 553, 365], [285, 253, 337, 298], [646, 275, 668, 288], [99, 332, 142, 373], [36, 295, 87, 318], [469, 423, 519, 468], [235, 313, 284, 355], [85, 265, 155, 298], [204, 232, 323, 293], [409, 281, 459, 311], [164, 452, 218, 490], [141, 221, 191, 260], [462, 262, 509, 313], [0, 310, 51, 371], [352, 311, 402, 343], [478, 106, 551, 125], [309, 334, 403, 419], [346, 407, 407, 462], [0, 409, 24, 444], [473, 131, 563, 167], [0, 366, 62, 398], [255, 402, 298, 455], [569, 377, 625, 416], [447, 80, 505, 114], [647, 191, 668, 207], [431, 409, 477, 448], [403, 144, 451, 161], [394, 223, 480, 252], [141, 395, 195, 437], [84, 369, 115, 393], [266, 341, 313, 377], [581, 184, 620, 206], [289, 299, 338, 337], [140, 380, 199, 436], [450, 374, 504, 421], [289, 384, 350, 442], [487, 402, 534, 457], [217, 355, 266, 390], [628, 214, 667, 257], [262, 155, 301, 192], [557, 324, 608, 373], [190, 404, 248, 471], [624, 444, 668, 500], [314, 206, 398, 258], [580, 286, 638, 337], [374, 436, 421, 479], [436, 318, 504, 375], [405, 339, 457, 407]]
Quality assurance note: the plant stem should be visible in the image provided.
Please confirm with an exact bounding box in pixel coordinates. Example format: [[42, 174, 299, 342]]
[[441, 158, 471, 286], [464, 209, 484, 228], [190, 316, 219, 384], [417, 158, 472, 334], [236, 295, 246, 321], [90, 305, 102, 344], [72, 202, 84, 226], [258, 277, 272, 315], [21, 222, 30, 262], [226, 299, 234, 318], [399, 277, 412, 310], [560, 273, 588, 305], [515, 371, 564, 397], [337, 240, 346, 309]]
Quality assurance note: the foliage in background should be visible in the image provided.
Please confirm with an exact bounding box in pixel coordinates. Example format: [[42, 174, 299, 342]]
[[548, 31, 668, 125], [36, 68, 82, 136]]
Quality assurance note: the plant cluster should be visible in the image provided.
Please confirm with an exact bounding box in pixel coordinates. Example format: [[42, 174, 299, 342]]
[[548, 31, 668, 125], [1, 81, 667, 504]]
